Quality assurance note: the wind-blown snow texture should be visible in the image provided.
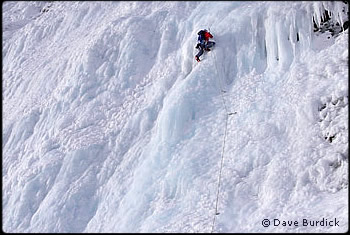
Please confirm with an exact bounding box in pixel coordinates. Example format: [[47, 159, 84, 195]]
[[2, 1, 349, 233]]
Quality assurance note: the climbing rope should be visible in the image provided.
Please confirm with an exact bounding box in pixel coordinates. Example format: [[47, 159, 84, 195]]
[[211, 111, 229, 233], [210, 49, 234, 233], [212, 49, 230, 115]]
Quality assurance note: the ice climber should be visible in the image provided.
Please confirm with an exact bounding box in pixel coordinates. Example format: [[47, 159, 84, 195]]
[[195, 29, 215, 62]]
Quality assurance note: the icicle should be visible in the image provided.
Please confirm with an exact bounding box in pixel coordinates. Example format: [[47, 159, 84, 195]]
[[335, 3, 345, 31], [313, 2, 323, 28]]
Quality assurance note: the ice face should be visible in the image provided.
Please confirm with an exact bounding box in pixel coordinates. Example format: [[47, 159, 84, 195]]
[[2, 1, 348, 233]]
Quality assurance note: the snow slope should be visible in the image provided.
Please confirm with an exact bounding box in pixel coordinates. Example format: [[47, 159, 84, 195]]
[[2, 1, 348, 233]]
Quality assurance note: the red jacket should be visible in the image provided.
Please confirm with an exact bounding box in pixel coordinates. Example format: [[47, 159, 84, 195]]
[[204, 32, 213, 41]]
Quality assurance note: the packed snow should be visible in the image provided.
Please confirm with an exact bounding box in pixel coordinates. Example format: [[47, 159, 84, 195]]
[[2, 1, 348, 233]]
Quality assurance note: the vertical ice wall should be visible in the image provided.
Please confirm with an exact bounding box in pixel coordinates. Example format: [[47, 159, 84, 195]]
[[2, 1, 348, 233]]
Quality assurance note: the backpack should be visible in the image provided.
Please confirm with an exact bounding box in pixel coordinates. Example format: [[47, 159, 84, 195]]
[[197, 30, 206, 42]]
